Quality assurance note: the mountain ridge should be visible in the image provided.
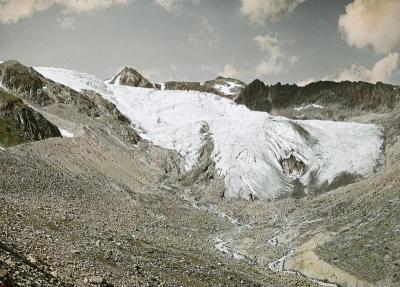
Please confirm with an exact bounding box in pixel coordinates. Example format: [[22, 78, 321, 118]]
[[238, 79, 400, 121]]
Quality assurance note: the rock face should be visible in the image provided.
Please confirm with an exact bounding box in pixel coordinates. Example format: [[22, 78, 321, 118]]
[[236, 80, 400, 119], [280, 155, 305, 177], [0, 60, 54, 106], [271, 81, 399, 110], [165, 77, 246, 99], [0, 60, 95, 113], [164, 81, 204, 92], [235, 79, 272, 112], [108, 67, 154, 88], [0, 88, 61, 147]]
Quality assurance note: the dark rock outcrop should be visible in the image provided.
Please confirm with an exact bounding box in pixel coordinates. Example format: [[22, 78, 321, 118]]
[[109, 67, 154, 88], [235, 79, 272, 112], [0, 88, 61, 147], [164, 81, 204, 92], [280, 155, 306, 176], [236, 79, 400, 119], [270, 81, 400, 111], [0, 60, 54, 106]]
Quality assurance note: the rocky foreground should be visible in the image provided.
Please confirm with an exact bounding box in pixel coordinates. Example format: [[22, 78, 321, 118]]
[[0, 60, 399, 287]]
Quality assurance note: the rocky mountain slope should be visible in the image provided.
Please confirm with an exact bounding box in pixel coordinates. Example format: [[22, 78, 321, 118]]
[[0, 61, 399, 287], [0, 88, 61, 148], [0, 61, 141, 145], [237, 80, 400, 121]]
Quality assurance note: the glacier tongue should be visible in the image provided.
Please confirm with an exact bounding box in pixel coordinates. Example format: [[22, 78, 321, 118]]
[[35, 67, 384, 200]]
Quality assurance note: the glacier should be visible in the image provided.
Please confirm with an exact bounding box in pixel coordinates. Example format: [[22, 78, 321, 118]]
[[35, 66, 384, 200]]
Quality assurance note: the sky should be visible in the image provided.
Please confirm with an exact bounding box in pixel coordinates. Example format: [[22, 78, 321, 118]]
[[0, 0, 399, 85]]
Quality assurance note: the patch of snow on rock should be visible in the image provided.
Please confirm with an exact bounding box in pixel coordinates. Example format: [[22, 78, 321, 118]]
[[214, 81, 244, 96], [294, 104, 324, 111], [36, 67, 384, 200], [59, 128, 74, 138]]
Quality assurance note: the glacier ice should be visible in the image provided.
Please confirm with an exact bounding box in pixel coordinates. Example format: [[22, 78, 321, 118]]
[[35, 66, 384, 200]]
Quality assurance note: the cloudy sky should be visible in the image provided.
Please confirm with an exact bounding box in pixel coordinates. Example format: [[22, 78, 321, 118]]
[[0, 0, 399, 85]]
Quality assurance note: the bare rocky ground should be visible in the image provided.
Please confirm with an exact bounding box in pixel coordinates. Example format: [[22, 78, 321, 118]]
[[0, 128, 318, 287], [0, 61, 399, 286]]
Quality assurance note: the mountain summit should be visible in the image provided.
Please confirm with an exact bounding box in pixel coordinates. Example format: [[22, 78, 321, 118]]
[[108, 67, 154, 88]]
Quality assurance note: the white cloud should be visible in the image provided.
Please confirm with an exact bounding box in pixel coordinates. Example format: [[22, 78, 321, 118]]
[[240, 0, 306, 24], [254, 33, 297, 76], [220, 64, 240, 78], [288, 55, 298, 65], [154, 0, 180, 11], [154, 0, 198, 12], [0, 0, 131, 24], [339, 0, 400, 53], [256, 59, 284, 76], [58, 16, 75, 29], [324, 53, 399, 83], [254, 34, 283, 59], [296, 78, 315, 87]]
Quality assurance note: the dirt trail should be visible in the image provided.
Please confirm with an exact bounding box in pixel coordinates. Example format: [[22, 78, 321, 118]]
[[285, 232, 372, 287]]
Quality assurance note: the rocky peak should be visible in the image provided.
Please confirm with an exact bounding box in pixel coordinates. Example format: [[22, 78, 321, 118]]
[[235, 79, 272, 112], [0, 88, 61, 147], [108, 67, 154, 88]]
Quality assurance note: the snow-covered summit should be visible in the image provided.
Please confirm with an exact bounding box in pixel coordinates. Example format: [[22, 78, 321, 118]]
[[35, 66, 384, 200]]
